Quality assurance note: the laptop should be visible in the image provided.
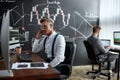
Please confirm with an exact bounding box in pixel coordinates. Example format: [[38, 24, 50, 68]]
[[101, 39, 111, 46], [101, 39, 119, 54]]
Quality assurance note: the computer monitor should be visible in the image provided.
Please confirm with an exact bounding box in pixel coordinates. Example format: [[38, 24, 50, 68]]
[[0, 10, 13, 77], [0, 13, 6, 59], [114, 31, 120, 45]]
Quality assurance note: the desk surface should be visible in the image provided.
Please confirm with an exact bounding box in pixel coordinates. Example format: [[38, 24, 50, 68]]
[[110, 48, 120, 52], [0, 51, 60, 80]]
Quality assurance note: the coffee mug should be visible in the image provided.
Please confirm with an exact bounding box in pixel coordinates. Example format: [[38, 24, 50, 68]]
[[16, 46, 22, 56]]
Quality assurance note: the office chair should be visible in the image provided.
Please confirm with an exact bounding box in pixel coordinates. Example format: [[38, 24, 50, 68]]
[[83, 40, 111, 80], [60, 41, 76, 80]]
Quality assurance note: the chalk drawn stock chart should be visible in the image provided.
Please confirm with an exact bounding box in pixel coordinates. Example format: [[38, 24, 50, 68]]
[[30, 0, 93, 39]]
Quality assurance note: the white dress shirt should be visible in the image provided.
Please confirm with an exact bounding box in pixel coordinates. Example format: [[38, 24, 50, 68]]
[[32, 31, 66, 67]]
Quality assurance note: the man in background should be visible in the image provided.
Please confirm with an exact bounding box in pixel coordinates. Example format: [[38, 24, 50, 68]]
[[87, 25, 118, 75], [32, 17, 66, 72]]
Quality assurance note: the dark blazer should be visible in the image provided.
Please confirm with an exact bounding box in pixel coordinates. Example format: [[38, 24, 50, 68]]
[[87, 35, 109, 55]]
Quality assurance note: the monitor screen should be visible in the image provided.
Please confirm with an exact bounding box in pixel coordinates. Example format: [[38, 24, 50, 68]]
[[114, 31, 120, 45]]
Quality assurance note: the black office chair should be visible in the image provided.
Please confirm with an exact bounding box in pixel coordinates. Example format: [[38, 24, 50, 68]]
[[83, 40, 111, 80], [59, 41, 76, 80]]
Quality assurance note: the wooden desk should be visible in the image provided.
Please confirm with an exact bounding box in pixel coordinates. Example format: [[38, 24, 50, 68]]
[[0, 51, 60, 80], [110, 48, 120, 80]]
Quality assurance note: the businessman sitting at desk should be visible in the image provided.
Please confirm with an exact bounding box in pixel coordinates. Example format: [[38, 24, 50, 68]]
[[32, 17, 66, 72], [87, 25, 118, 75]]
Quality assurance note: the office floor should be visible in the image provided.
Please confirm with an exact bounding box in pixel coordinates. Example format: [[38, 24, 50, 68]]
[[67, 65, 117, 80]]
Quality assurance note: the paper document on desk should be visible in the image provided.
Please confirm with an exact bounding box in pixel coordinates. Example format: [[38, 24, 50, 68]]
[[109, 51, 119, 54], [12, 62, 48, 69]]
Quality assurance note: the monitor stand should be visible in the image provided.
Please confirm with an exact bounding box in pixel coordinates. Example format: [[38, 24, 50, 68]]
[[0, 70, 13, 77]]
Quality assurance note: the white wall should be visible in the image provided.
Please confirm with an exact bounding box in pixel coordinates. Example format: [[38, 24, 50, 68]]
[[99, 0, 120, 48]]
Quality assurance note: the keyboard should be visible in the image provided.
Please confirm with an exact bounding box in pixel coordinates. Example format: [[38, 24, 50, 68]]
[[19, 53, 32, 62]]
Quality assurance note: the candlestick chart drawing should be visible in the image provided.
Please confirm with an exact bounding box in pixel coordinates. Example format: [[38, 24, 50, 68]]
[[0, 0, 95, 39], [29, 0, 94, 39]]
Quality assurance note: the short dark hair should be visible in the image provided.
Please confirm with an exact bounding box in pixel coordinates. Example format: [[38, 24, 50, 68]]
[[93, 25, 101, 33], [40, 17, 54, 24]]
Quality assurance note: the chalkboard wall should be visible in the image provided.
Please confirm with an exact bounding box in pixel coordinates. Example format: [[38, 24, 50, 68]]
[[0, 0, 99, 65]]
